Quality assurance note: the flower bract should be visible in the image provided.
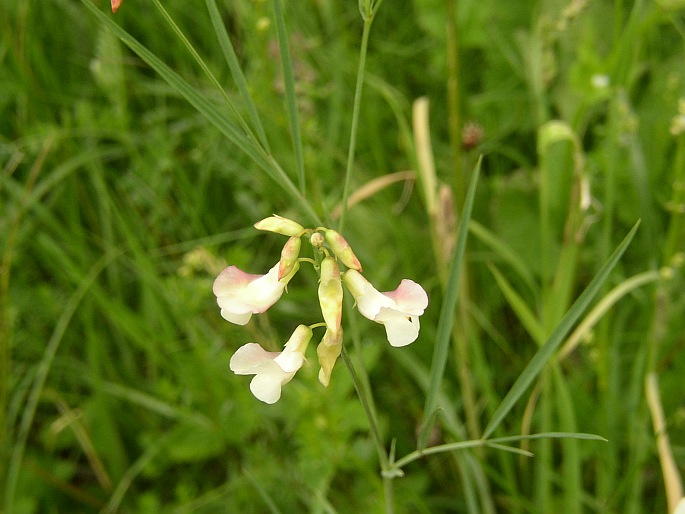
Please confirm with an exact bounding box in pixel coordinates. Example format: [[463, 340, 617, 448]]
[[343, 270, 428, 347]]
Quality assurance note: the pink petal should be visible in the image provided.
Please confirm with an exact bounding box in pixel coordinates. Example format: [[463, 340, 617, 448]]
[[213, 266, 262, 297], [382, 280, 428, 316]]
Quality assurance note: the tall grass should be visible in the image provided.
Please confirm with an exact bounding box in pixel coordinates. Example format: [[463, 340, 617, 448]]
[[1, 0, 684, 513]]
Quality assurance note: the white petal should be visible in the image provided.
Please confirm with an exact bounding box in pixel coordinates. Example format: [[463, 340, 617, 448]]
[[381, 311, 420, 347], [356, 285, 395, 320], [274, 350, 304, 373], [249, 374, 285, 404], [220, 309, 252, 325], [243, 264, 286, 312], [230, 343, 279, 374]]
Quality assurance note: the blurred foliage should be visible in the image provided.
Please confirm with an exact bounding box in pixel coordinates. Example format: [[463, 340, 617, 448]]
[[1, 0, 684, 513]]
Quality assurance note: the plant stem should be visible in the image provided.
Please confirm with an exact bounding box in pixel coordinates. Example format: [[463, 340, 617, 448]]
[[445, 0, 463, 205], [338, 13, 375, 233], [340, 344, 394, 513]]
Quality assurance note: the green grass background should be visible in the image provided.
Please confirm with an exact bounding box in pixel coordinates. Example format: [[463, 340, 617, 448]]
[[1, 0, 684, 512]]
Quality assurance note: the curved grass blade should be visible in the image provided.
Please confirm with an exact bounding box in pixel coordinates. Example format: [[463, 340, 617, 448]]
[[80, 1, 320, 224], [204, 0, 270, 152], [272, 0, 305, 193], [150, 0, 259, 147], [481, 220, 641, 439], [417, 156, 481, 450]]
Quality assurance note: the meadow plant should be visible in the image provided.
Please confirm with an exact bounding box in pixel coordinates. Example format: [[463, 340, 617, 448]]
[[2, 0, 684, 513], [213, 215, 428, 403]]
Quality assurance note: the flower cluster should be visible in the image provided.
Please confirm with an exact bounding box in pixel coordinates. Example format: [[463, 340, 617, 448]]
[[213, 215, 429, 403]]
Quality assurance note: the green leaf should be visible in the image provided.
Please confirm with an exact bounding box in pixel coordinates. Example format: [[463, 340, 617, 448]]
[[272, 0, 306, 193], [204, 0, 270, 152], [481, 220, 641, 439], [418, 156, 481, 450]]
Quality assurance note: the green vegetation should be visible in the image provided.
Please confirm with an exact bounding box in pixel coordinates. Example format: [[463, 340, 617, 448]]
[[2, 0, 684, 512]]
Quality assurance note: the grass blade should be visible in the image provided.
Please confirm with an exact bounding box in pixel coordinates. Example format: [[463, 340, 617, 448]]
[[482, 220, 641, 439], [418, 156, 481, 450], [4, 252, 118, 512], [272, 0, 305, 193], [80, 0, 321, 224], [204, 0, 271, 152]]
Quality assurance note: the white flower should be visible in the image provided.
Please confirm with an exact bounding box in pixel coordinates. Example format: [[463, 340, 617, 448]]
[[213, 262, 298, 325], [229, 325, 312, 404], [343, 270, 428, 347]]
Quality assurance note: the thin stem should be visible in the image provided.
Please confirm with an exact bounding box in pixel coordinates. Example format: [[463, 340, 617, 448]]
[[445, 0, 464, 204], [340, 344, 394, 513], [338, 15, 374, 232], [340, 345, 388, 469]]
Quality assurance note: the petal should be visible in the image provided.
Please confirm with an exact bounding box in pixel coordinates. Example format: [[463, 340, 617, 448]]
[[220, 309, 252, 325], [382, 280, 428, 316], [214, 264, 286, 323], [229, 343, 280, 374], [250, 373, 287, 404], [243, 264, 287, 312], [213, 266, 261, 297], [274, 351, 304, 373], [379, 311, 421, 347], [356, 285, 395, 320]]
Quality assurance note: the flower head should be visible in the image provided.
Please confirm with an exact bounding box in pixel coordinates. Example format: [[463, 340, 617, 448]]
[[343, 270, 428, 347], [213, 262, 298, 325], [230, 325, 312, 404]]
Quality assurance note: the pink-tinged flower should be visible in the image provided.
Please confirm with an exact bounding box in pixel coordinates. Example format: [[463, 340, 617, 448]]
[[213, 262, 298, 325], [343, 270, 428, 347], [111, 0, 123, 13], [230, 325, 312, 404]]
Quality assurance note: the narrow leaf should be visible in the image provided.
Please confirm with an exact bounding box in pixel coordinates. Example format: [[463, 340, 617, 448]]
[[488, 263, 545, 346], [418, 157, 481, 450], [272, 0, 305, 192], [482, 220, 640, 439], [205, 0, 271, 152]]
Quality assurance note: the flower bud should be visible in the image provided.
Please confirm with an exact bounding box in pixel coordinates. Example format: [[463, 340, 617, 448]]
[[310, 232, 324, 248], [317, 328, 343, 387], [324, 229, 362, 271], [318, 257, 343, 333], [254, 215, 304, 237], [278, 236, 301, 280], [286, 324, 314, 354]]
